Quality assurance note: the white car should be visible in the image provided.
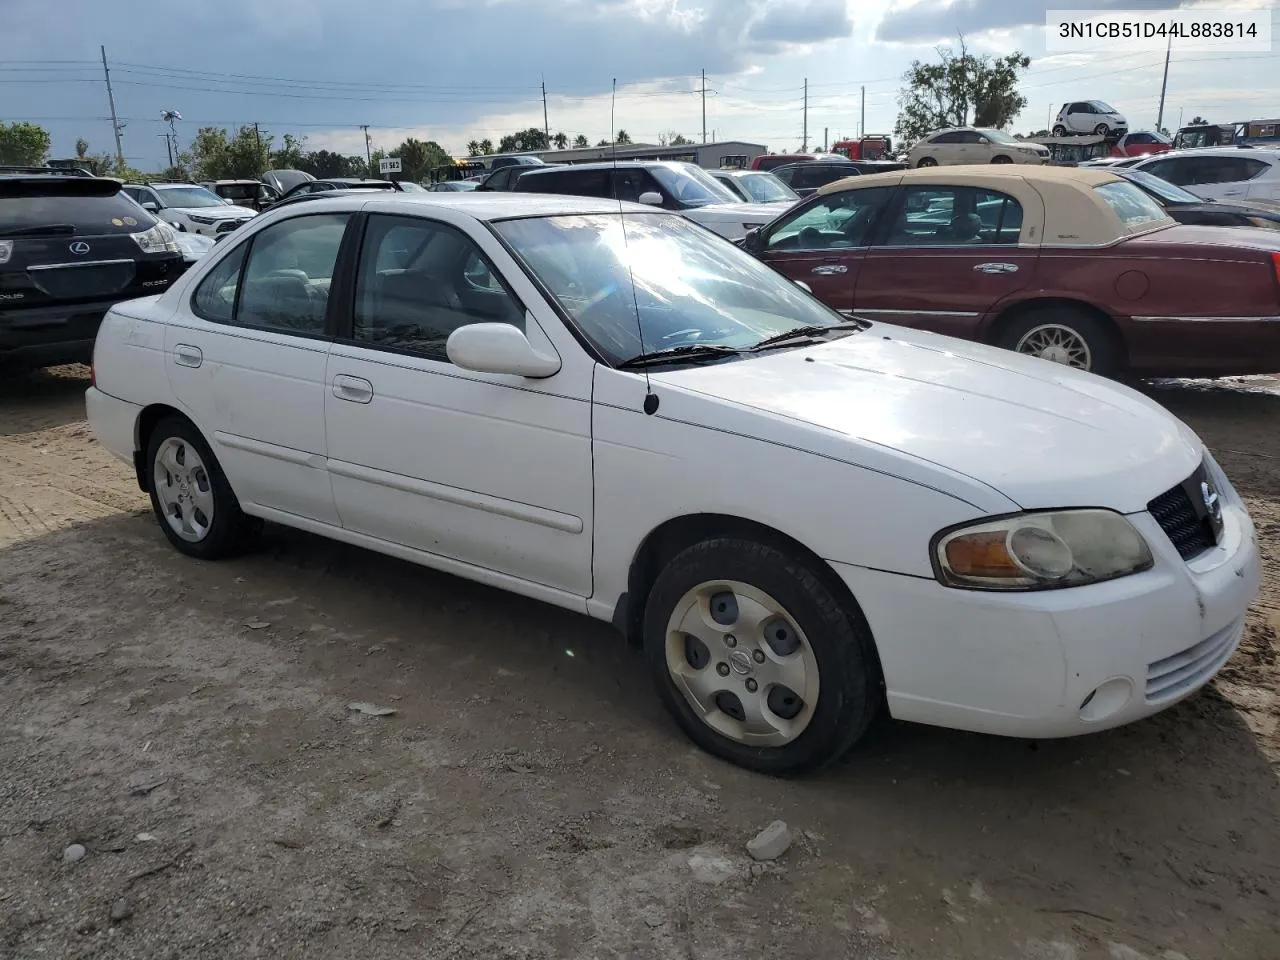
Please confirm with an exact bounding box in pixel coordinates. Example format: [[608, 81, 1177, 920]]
[[85, 193, 1260, 775], [121, 183, 258, 238], [909, 128, 1050, 168], [512, 161, 784, 240], [1053, 100, 1128, 138], [708, 169, 800, 206], [1129, 148, 1280, 202]]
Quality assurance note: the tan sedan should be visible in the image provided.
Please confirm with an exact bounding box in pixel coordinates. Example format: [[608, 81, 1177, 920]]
[[908, 127, 1050, 168]]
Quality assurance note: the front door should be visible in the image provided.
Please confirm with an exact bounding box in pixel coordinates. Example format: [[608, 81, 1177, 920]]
[[854, 183, 1039, 340], [323, 210, 594, 598], [753, 185, 898, 314], [165, 212, 351, 524]]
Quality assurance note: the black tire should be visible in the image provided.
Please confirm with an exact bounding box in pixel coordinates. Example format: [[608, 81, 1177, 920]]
[[643, 537, 882, 776], [145, 415, 255, 560], [1051, 125, 1067, 137], [915, 156, 938, 168], [1094, 123, 1110, 137], [995, 306, 1123, 377], [991, 155, 1013, 164]]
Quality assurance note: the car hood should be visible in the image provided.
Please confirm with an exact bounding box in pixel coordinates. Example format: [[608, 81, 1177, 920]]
[[653, 325, 1203, 513], [689, 202, 791, 222], [1213, 196, 1280, 216], [171, 204, 256, 219]]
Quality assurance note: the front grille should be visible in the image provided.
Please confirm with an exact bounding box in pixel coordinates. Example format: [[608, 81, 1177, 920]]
[[1147, 464, 1218, 561], [1145, 619, 1242, 702]]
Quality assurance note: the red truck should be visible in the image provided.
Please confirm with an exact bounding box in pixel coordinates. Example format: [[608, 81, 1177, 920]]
[[831, 136, 893, 161]]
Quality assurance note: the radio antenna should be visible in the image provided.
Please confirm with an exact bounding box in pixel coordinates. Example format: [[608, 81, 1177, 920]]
[[611, 77, 657, 414]]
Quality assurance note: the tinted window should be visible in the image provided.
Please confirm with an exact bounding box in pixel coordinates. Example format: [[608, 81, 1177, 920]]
[[1138, 157, 1183, 183], [1182, 156, 1267, 185], [886, 186, 1023, 245], [1237, 158, 1271, 181], [235, 213, 349, 335], [191, 243, 247, 323], [1094, 181, 1169, 227], [764, 187, 895, 251], [518, 169, 611, 198], [0, 189, 161, 234], [1126, 133, 1154, 145], [771, 166, 797, 186], [352, 214, 523, 361], [960, 131, 988, 144], [930, 132, 964, 144], [613, 168, 664, 203]]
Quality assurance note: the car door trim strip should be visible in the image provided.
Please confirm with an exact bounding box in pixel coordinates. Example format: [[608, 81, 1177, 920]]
[[1130, 315, 1280, 323], [214, 431, 327, 469]]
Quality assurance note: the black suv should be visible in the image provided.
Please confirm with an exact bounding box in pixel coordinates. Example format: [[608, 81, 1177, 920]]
[[771, 159, 907, 196], [476, 162, 563, 192], [1, 173, 186, 370]]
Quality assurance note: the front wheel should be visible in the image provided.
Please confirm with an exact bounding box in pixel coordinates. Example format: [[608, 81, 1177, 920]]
[[996, 307, 1121, 377], [643, 538, 882, 776], [146, 416, 255, 559], [991, 155, 1013, 164], [915, 156, 938, 168], [1052, 125, 1067, 137], [1094, 123, 1111, 137]]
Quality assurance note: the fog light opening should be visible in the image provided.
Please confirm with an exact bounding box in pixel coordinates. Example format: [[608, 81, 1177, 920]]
[[1078, 677, 1134, 723]]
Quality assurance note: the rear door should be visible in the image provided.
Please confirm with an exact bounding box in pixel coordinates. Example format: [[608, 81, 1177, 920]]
[[853, 183, 1038, 339], [753, 185, 898, 314]]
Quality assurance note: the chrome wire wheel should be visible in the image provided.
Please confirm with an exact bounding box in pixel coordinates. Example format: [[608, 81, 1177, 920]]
[[1015, 323, 1093, 370], [664, 579, 820, 747], [153, 436, 215, 542]]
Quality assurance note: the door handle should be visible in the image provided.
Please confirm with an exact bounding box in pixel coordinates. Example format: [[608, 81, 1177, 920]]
[[173, 344, 203, 368], [810, 264, 848, 276], [332, 375, 373, 404], [973, 262, 1018, 274]]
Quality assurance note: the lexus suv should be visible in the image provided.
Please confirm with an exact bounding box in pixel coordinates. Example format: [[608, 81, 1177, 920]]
[[122, 182, 257, 237], [1, 172, 185, 370]]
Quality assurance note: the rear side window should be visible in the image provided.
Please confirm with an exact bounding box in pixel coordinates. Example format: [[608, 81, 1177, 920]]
[[192, 244, 247, 323], [0, 188, 158, 234], [518, 170, 611, 198], [1237, 158, 1272, 181]]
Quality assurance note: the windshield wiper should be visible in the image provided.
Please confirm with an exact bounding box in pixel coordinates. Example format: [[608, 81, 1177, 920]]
[[0, 223, 77, 238], [750, 320, 867, 351], [617, 343, 742, 370]]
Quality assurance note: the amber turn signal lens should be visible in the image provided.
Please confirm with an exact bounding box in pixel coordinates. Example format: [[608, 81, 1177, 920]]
[[944, 531, 1021, 579]]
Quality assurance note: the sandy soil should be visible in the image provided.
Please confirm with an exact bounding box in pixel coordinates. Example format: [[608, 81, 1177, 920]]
[[1, 366, 1277, 960]]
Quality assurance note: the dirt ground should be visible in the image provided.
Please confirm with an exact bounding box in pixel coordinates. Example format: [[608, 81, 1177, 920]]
[[0, 366, 1277, 960]]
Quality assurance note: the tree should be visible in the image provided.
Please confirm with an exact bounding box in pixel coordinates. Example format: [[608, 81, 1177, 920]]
[[467, 139, 481, 156], [391, 137, 450, 181], [73, 137, 114, 176], [615, 129, 632, 144], [296, 149, 356, 178], [1189, 115, 1208, 126], [183, 124, 271, 180], [478, 138, 493, 155], [552, 132, 569, 150], [659, 130, 692, 146], [894, 37, 1030, 144], [497, 127, 549, 153], [573, 134, 589, 148], [0, 121, 51, 165], [270, 133, 307, 170]]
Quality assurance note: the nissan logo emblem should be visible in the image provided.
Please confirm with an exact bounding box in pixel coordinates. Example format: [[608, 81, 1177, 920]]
[[69, 241, 91, 255]]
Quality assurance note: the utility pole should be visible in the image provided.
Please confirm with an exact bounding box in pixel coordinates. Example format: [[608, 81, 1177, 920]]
[[360, 125, 372, 175], [158, 134, 173, 168], [860, 85, 866, 139], [823, 127, 828, 152], [101, 46, 125, 170], [802, 78, 808, 152], [541, 78, 550, 145], [1155, 34, 1172, 133], [701, 69, 707, 144], [253, 122, 264, 164]]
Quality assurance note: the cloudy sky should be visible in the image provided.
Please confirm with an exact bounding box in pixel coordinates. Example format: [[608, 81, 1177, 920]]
[[1, 0, 1277, 168]]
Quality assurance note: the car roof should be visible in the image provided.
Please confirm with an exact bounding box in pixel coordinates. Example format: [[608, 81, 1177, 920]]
[[816, 164, 1123, 195], [517, 160, 689, 174], [288, 192, 670, 221], [1136, 146, 1280, 161]]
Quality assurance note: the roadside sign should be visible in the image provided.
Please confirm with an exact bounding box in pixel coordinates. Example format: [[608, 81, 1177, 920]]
[[379, 157, 402, 174]]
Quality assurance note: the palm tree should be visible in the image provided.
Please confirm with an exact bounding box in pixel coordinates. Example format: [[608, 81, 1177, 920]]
[[466, 139, 481, 156], [553, 132, 569, 150]]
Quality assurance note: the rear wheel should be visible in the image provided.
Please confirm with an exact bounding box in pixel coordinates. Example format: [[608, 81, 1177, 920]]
[[1051, 125, 1067, 137], [991, 155, 1013, 164], [145, 416, 255, 559], [643, 537, 882, 776], [996, 306, 1122, 377], [915, 156, 938, 168]]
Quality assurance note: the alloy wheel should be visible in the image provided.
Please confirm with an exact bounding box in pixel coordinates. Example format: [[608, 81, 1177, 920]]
[[153, 436, 215, 542], [1015, 323, 1093, 370]]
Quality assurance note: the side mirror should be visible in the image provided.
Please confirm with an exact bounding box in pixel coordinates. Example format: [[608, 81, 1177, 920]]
[[141, 201, 159, 212], [446, 322, 561, 379], [637, 191, 663, 206], [742, 227, 763, 253]]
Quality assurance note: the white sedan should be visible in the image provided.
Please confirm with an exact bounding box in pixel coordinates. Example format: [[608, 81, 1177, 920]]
[[85, 192, 1260, 775]]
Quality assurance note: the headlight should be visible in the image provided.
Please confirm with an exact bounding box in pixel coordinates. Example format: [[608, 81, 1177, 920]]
[[933, 509, 1153, 591], [131, 222, 180, 255], [186, 214, 216, 225]]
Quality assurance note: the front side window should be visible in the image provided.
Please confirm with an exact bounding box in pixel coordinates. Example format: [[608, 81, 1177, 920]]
[[930, 132, 964, 144], [614, 168, 665, 204], [1094, 181, 1170, 228], [764, 186, 895, 251], [352, 214, 524, 361], [233, 213, 349, 334], [494, 213, 849, 364], [887, 186, 1023, 245], [647, 164, 738, 207]]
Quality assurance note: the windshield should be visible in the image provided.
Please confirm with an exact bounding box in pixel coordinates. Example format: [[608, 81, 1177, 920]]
[[1122, 169, 1201, 204], [981, 129, 1021, 145], [1094, 181, 1171, 227], [494, 213, 847, 364], [737, 172, 799, 203], [156, 185, 227, 208], [649, 163, 740, 207], [1090, 101, 1118, 113]]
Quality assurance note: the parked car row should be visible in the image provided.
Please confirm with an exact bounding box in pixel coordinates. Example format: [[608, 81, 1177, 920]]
[[83, 185, 1262, 776]]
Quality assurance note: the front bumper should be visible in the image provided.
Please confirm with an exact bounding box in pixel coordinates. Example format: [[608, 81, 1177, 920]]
[[837, 481, 1260, 739]]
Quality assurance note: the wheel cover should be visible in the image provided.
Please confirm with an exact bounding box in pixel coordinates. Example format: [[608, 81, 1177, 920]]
[[1015, 323, 1093, 370], [153, 437, 215, 542], [664, 579, 820, 747]]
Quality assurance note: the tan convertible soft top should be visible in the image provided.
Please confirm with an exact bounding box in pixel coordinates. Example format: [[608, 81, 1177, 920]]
[[814, 165, 1175, 246]]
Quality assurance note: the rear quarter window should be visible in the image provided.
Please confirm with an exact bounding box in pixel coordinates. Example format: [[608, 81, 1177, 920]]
[[0, 189, 159, 234], [1094, 181, 1170, 229]]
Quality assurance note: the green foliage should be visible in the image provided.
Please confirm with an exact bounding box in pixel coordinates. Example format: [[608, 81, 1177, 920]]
[[72, 137, 115, 176], [572, 134, 589, 148], [1189, 115, 1208, 126], [660, 131, 692, 146], [270, 133, 307, 170], [0, 121, 52, 165], [615, 129, 632, 144], [498, 127, 549, 153], [390, 137, 451, 181], [552, 132, 569, 150], [296, 150, 358, 178], [894, 38, 1030, 144], [181, 124, 272, 180]]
